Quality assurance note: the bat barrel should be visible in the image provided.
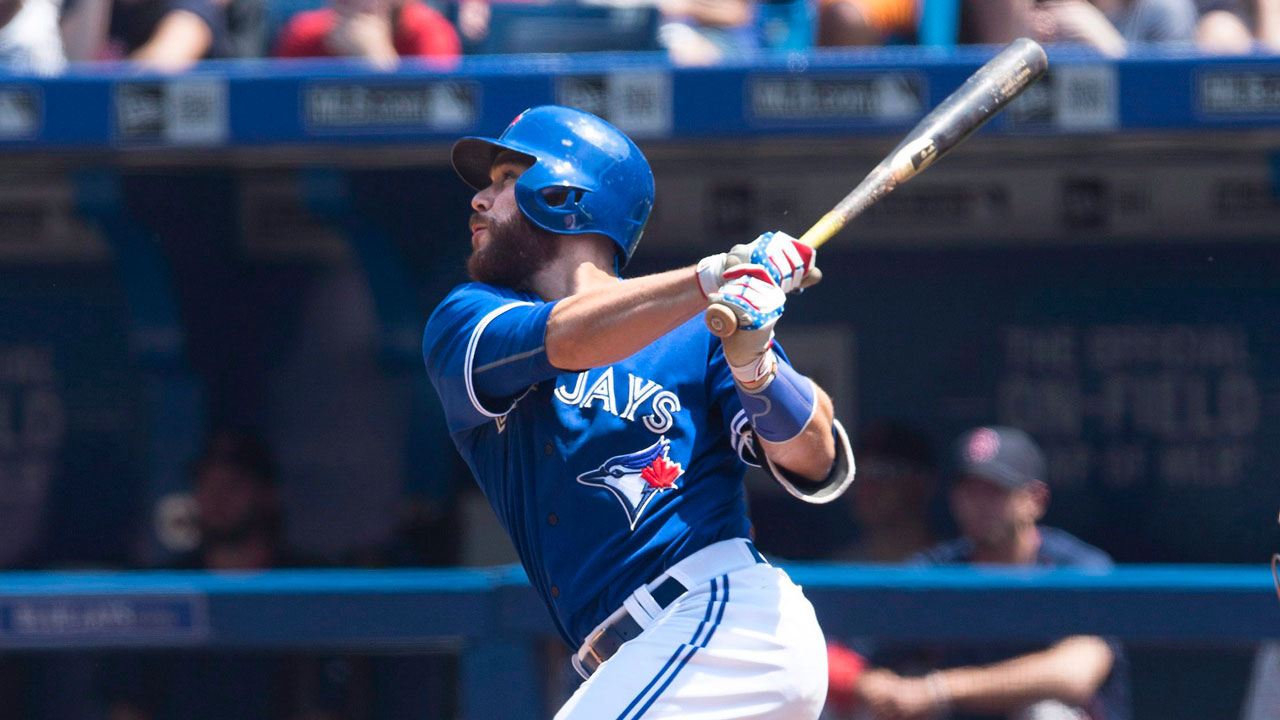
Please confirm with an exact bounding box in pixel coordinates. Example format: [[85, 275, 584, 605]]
[[884, 38, 1048, 180], [811, 39, 1047, 248]]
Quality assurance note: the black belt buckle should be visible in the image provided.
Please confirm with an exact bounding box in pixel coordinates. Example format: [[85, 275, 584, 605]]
[[581, 577, 685, 676], [579, 542, 767, 675], [581, 613, 643, 676]]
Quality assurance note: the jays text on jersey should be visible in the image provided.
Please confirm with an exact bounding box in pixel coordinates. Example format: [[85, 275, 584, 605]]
[[425, 281, 809, 646]]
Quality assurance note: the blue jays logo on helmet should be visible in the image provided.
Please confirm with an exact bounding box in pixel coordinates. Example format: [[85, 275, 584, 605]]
[[451, 105, 655, 267], [576, 437, 683, 530]]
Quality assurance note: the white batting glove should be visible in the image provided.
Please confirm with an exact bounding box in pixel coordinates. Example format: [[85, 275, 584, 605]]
[[696, 231, 819, 298], [708, 264, 785, 386]]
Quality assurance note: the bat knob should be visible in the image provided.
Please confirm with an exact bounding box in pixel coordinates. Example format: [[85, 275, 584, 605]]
[[705, 303, 739, 338]]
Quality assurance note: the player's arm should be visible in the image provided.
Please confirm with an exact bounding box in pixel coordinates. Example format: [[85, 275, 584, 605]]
[[545, 230, 819, 371], [757, 388, 836, 481], [711, 250, 849, 488], [936, 635, 1114, 713], [544, 266, 710, 371]]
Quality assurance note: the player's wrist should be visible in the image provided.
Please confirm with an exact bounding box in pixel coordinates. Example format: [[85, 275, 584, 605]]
[[925, 671, 952, 716], [728, 347, 776, 387]]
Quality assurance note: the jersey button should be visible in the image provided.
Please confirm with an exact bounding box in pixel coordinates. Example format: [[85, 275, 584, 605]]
[[548, 513, 558, 526], [551, 585, 560, 598], [544, 443, 553, 456]]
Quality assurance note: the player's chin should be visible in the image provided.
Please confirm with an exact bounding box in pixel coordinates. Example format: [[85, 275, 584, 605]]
[[467, 248, 530, 288]]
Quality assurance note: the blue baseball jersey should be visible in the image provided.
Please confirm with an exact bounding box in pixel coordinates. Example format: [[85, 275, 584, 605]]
[[424, 281, 772, 647]]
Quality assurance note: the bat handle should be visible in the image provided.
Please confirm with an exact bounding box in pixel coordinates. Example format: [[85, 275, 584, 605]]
[[705, 302, 739, 338], [704, 268, 822, 338]]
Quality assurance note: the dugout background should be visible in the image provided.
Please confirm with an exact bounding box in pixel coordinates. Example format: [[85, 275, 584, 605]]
[[0, 53, 1277, 719]]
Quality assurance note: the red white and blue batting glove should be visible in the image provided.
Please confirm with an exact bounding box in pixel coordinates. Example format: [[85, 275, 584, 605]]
[[696, 231, 818, 298], [708, 264, 785, 386], [736, 231, 816, 294]]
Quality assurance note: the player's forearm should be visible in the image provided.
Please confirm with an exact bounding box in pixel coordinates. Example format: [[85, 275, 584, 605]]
[[545, 266, 706, 370], [938, 636, 1114, 713], [759, 385, 835, 481]]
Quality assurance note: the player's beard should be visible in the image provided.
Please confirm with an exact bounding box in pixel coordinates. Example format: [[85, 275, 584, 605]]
[[467, 212, 559, 290]]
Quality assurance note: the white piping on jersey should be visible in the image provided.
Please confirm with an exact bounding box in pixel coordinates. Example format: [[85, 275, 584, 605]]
[[464, 301, 537, 419], [729, 410, 760, 467]]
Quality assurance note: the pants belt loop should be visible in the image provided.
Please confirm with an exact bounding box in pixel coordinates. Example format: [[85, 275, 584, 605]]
[[574, 538, 768, 679], [624, 592, 659, 628]]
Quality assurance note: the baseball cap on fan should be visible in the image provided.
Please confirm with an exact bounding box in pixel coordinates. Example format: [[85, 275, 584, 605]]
[[952, 426, 1046, 489]]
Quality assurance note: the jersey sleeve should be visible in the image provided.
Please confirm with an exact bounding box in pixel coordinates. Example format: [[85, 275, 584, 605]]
[[710, 339, 855, 504], [423, 284, 560, 434]]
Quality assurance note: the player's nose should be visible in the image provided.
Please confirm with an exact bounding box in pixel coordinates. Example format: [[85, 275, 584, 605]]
[[471, 187, 493, 213]]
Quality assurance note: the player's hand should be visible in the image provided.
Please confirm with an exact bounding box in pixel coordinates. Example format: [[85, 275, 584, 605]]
[[696, 231, 819, 297], [732, 231, 819, 293], [708, 264, 784, 386], [855, 669, 944, 720]]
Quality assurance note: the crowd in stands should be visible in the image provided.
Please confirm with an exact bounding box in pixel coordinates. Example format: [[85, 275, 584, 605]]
[[0, 0, 1279, 75]]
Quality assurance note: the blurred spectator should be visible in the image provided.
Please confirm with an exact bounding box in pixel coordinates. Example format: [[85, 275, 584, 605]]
[[827, 426, 1131, 720], [963, 0, 1197, 55], [959, 0, 1127, 54], [1027, 0, 1129, 55], [99, 429, 350, 720], [1197, 0, 1254, 50], [958, 0, 1025, 43], [61, 0, 228, 70], [1262, 0, 1280, 45], [220, 0, 267, 56], [173, 428, 296, 570], [454, 0, 487, 44], [829, 420, 937, 563], [1242, 642, 1280, 720], [818, 0, 915, 46], [1094, 0, 1198, 43], [1196, 0, 1280, 51], [657, 0, 756, 65], [272, 0, 460, 69], [1242, 545, 1280, 719], [0, 0, 67, 74]]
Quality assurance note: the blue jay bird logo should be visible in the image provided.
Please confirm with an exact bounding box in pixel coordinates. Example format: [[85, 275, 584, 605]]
[[577, 437, 684, 530]]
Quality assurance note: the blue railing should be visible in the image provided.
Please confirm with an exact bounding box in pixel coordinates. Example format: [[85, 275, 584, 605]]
[[5, 48, 1280, 153], [0, 565, 1275, 719]]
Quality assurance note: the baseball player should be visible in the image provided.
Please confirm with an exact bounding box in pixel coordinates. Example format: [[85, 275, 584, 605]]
[[424, 105, 855, 719]]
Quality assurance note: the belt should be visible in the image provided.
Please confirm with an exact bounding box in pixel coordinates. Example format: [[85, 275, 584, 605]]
[[573, 539, 768, 679]]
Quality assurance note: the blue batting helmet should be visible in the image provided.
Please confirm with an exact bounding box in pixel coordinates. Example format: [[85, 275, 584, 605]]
[[451, 106, 655, 267]]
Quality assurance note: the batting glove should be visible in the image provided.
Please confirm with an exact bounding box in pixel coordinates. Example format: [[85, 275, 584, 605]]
[[708, 264, 785, 386], [696, 231, 819, 298]]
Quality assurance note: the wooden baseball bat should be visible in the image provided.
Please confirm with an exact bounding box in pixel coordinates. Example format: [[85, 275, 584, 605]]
[[706, 38, 1049, 338]]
